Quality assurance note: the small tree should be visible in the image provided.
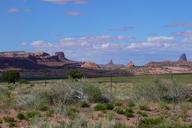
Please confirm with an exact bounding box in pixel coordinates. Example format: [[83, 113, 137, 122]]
[[2, 70, 20, 84], [67, 69, 83, 80]]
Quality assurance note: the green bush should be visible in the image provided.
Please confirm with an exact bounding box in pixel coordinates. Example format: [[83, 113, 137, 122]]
[[17, 112, 27, 120], [132, 79, 192, 103], [3, 116, 16, 123], [67, 69, 84, 80], [127, 100, 135, 108], [83, 85, 108, 103], [138, 117, 163, 127], [137, 111, 148, 117], [80, 101, 90, 108], [105, 103, 114, 110], [46, 109, 55, 117], [124, 108, 134, 118], [67, 108, 78, 120], [26, 111, 40, 120], [114, 102, 123, 106], [2, 70, 20, 84], [114, 122, 127, 128], [94, 104, 107, 111], [19, 79, 30, 84], [139, 104, 150, 111], [113, 107, 125, 114]]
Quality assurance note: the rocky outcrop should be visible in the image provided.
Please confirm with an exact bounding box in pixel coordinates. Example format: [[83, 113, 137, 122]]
[[108, 59, 114, 65], [34, 52, 50, 58], [55, 52, 65, 60], [100, 60, 125, 69], [178, 53, 187, 62], [127, 61, 134, 68], [0, 51, 81, 69], [81, 61, 100, 69]]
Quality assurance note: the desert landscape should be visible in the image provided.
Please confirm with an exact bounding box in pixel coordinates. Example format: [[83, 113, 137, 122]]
[[0, 51, 192, 128], [1, 0, 192, 128]]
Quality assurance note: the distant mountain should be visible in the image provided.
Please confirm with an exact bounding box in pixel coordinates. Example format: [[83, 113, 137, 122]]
[[0, 51, 131, 79], [178, 53, 187, 62], [100, 59, 125, 69], [0, 51, 81, 69]]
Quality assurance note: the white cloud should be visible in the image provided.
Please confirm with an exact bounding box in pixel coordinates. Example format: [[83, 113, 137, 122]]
[[31, 40, 53, 49], [147, 36, 174, 42], [101, 43, 110, 49], [127, 36, 175, 49], [8, 8, 19, 13], [65, 11, 82, 16], [21, 42, 27, 46], [42, 0, 86, 4]]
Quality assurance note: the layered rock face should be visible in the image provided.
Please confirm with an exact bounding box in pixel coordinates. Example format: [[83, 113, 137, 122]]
[[0, 51, 81, 70], [55, 52, 65, 60], [0, 51, 132, 79]]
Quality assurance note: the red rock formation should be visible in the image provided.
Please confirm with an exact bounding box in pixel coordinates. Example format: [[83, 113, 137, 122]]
[[127, 61, 134, 68], [0, 51, 80, 69], [81, 61, 100, 69], [55, 52, 65, 60]]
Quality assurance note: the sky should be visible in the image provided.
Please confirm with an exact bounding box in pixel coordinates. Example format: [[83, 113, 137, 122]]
[[1, 0, 192, 65]]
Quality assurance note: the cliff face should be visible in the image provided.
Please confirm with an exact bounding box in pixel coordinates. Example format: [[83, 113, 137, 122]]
[[0, 51, 81, 70]]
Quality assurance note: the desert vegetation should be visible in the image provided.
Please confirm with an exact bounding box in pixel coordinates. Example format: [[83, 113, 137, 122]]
[[0, 74, 192, 128]]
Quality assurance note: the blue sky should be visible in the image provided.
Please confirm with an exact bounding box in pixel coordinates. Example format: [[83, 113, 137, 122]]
[[1, 0, 192, 65]]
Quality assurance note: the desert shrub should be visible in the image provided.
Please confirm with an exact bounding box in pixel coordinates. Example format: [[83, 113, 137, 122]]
[[94, 103, 114, 111], [83, 85, 108, 103], [114, 101, 123, 107], [67, 69, 84, 80], [19, 79, 30, 84], [138, 117, 163, 127], [139, 104, 150, 111], [34, 101, 49, 111], [46, 109, 55, 117], [2, 70, 20, 84], [127, 100, 135, 108], [9, 122, 17, 127], [94, 104, 107, 111], [38, 104, 49, 111], [113, 106, 125, 114], [38, 82, 84, 105], [3, 116, 16, 123], [132, 79, 192, 103], [26, 111, 40, 120], [16, 94, 37, 109], [2, 116, 17, 127], [106, 111, 114, 121], [114, 122, 127, 128], [67, 108, 79, 120], [105, 103, 114, 110], [137, 111, 148, 117], [80, 101, 90, 108], [124, 108, 134, 118], [17, 112, 27, 120]]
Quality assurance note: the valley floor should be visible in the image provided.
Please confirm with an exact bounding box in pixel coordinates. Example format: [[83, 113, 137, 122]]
[[0, 74, 192, 128]]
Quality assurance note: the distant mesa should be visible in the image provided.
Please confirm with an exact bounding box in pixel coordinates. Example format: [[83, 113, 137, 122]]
[[55, 52, 65, 60], [0, 51, 81, 69], [178, 53, 187, 62], [81, 61, 100, 69]]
